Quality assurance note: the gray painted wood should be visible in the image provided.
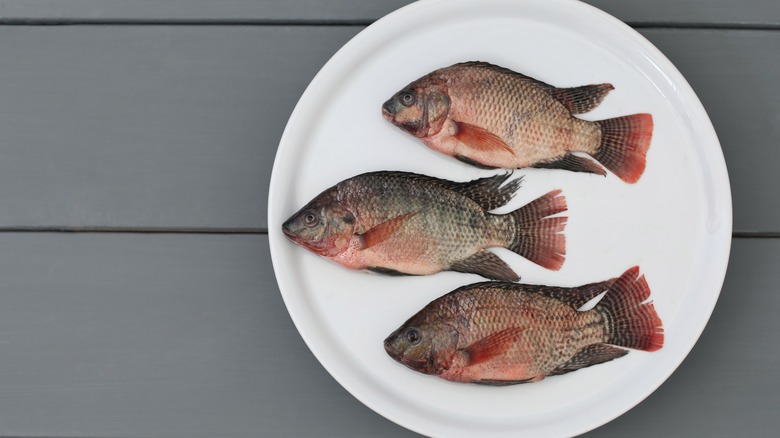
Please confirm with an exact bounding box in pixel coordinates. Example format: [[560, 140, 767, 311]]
[[0, 26, 358, 230], [0, 233, 413, 437], [0, 234, 771, 437], [0, 26, 776, 232], [0, 0, 778, 26], [642, 29, 780, 233]]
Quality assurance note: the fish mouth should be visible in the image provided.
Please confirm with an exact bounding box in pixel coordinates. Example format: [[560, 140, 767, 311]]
[[381, 107, 395, 123], [281, 220, 298, 241], [381, 99, 397, 122], [383, 337, 402, 361]]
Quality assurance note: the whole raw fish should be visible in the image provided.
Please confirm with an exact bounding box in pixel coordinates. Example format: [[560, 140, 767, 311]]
[[382, 62, 653, 183], [282, 171, 566, 281], [384, 267, 663, 384]]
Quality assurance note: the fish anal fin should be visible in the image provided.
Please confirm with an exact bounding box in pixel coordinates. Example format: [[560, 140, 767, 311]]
[[450, 250, 519, 282], [455, 122, 514, 156], [463, 327, 524, 366], [534, 154, 607, 176], [359, 213, 415, 249], [549, 343, 628, 376], [549, 83, 615, 114]]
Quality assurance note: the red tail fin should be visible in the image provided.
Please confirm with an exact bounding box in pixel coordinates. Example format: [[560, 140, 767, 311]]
[[593, 113, 653, 184], [596, 266, 664, 352], [505, 190, 567, 270]]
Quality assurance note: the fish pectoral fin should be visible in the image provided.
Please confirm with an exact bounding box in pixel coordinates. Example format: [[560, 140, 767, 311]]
[[533, 154, 607, 176], [454, 122, 514, 156], [549, 83, 614, 114], [548, 343, 628, 376], [450, 250, 520, 281], [358, 213, 416, 249], [462, 327, 525, 366]]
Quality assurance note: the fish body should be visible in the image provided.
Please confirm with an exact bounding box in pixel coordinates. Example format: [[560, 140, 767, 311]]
[[384, 267, 663, 384], [282, 171, 567, 281], [382, 62, 653, 183]]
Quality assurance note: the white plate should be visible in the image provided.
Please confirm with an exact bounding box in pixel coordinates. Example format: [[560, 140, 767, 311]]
[[268, 0, 732, 436]]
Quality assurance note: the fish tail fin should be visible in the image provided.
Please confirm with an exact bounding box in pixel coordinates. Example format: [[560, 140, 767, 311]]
[[593, 113, 653, 184], [596, 266, 664, 352], [503, 190, 567, 270]]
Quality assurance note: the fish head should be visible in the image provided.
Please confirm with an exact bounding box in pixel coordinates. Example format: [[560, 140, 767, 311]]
[[384, 309, 459, 376], [282, 190, 356, 258], [382, 80, 450, 138]]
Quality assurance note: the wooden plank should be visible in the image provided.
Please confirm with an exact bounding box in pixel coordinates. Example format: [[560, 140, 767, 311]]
[[0, 234, 771, 437], [0, 0, 778, 26], [641, 29, 780, 233], [586, 238, 780, 437], [0, 27, 776, 232], [0, 26, 360, 230], [0, 233, 413, 437]]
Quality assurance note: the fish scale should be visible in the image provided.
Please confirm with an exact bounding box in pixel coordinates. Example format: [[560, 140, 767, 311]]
[[444, 63, 597, 163], [382, 61, 653, 183], [282, 171, 567, 281], [384, 268, 664, 384]]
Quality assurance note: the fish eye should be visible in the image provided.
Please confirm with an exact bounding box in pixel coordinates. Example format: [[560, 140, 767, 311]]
[[303, 211, 319, 227], [400, 91, 416, 107], [406, 328, 421, 345]]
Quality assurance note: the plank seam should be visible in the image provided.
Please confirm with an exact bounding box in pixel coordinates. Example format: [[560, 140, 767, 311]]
[[0, 227, 269, 234], [0, 19, 777, 30], [0, 228, 773, 238]]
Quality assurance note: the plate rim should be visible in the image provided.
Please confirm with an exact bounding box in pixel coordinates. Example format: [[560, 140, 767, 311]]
[[268, 0, 733, 436]]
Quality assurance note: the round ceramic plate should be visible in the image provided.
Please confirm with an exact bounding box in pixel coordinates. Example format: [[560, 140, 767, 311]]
[[268, 0, 732, 436]]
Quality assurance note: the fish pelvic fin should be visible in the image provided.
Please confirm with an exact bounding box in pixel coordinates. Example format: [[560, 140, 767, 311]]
[[501, 189, 567, 270], [454, 122, 515, 156], [549, 83, 615, 114], [462, 327, 525, 366], [596, 266, 664, 352], [593, 113, 654, 183], [449, 249, 519, 282], [548, 343, 628, 376], [473, 375, 543, 386]]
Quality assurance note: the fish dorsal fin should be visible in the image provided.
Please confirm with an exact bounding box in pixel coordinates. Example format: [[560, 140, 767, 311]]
[[454, 122, 515, 156], [454, 154, 500, 169], [359, 213, 416, 249], [448, 173, 521, 211], [463, 327, 524, 366], [534, 154, 607, 176], [449, 249, 520, 282], [513, 278, 617, 309], [548, 343, 628, 376], [548, 83, 614, 114]]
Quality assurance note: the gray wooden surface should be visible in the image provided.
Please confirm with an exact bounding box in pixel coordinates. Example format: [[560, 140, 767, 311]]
[[0, 1, 776, 437], [0, 26, 778, 232], [1, 1, 778, 26]]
